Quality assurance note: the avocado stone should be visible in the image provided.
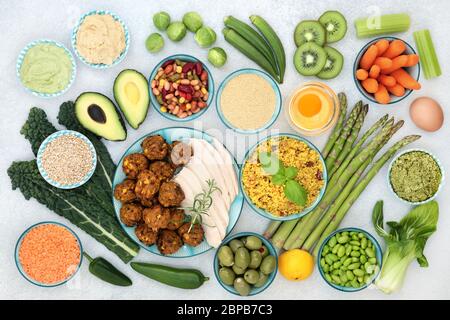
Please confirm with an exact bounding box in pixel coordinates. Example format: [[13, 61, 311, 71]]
[[113, 69, 150, 129], [75, 92, 127, 141]]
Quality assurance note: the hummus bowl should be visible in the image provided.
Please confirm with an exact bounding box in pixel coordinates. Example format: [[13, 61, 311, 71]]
[[16, 39, 76, 98], [71, 10, 130, 69]]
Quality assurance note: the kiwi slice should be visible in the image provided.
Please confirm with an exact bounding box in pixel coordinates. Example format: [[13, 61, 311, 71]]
[[294, 20, 326, 47], [319, 11, 347, 43], [317, 46, 344, 79], [294, 42, 327, 76]]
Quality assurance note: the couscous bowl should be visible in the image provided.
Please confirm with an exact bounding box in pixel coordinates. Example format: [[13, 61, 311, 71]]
[[241, 134, 327, 221]]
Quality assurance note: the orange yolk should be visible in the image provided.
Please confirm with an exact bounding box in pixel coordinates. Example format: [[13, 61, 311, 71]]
[[298, 93, 322, 117]]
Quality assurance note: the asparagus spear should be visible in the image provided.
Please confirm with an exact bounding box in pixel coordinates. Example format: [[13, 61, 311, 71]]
[[283, 118, 395, 250], [325, 101, 363, 173], [328, 104, 369, 177], [271, 219, 298, 249], [329, 114, 389, 181], [311, 134, 421, 257], [263, 220, 282, 239], [322, 93, 348, 158], [302, 121, 404, 251]]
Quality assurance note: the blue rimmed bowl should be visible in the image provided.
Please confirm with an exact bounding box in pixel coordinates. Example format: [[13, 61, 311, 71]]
[[240, 133, 327, 221], [71, 10, 129, 69], [15, 221, 83, 288], [149, 54, 214, 122], [387, 148, 445, 205], [213, 232, 278, 296], [353, 36, 420, 105], [317, 227, 382, 292], [215, 68, 282, 134], [16, 39, 76, 98], [112, 127, 244, 258], [37, 130, 97, 189]]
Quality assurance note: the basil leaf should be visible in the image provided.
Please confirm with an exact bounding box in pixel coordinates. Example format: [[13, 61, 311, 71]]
[[284, 180, 307, 206], [272, 174, 286, 185], [258, 151, 272, 166], [284, 166, 298, 180], [261, 155, 284, 175]]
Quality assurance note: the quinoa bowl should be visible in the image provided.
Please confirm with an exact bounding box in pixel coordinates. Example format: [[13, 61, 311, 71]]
[[37, 130, 97, 189], [240, 134, 327, 221]]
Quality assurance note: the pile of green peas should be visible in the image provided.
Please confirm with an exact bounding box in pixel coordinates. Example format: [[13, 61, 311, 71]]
[[217, 235, 276, 296], [320, 230, 380, 289]]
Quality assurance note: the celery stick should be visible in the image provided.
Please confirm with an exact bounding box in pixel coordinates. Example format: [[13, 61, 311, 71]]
[[354, 13, 410, 38], [414, 29, 442, 79]]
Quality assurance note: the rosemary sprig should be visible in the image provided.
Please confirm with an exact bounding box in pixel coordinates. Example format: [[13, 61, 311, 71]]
[[183, 179, 221, 233]]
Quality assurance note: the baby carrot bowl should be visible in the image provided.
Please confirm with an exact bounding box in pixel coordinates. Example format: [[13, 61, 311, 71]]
[[353, 37, 420, 105], [15, 221, 83, 287], [149, 54, 214, 122], [214, 232, 278, 296], [317, 227, 382, 292]]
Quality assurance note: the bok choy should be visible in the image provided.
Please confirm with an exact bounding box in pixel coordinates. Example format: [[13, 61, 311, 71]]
[[372, 200, 439, 294]]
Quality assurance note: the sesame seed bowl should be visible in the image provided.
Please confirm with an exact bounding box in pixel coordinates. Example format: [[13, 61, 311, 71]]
[[37, 130, 97, 189]]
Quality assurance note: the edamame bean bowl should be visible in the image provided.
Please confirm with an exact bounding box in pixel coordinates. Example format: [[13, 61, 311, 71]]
[[317, 227, 382, 292]]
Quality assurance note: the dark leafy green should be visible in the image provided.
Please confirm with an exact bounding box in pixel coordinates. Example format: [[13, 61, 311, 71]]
[[372, 200, 439, 293], [9, 104, 139, 263], [284, 180, 307, 206], [58, 101, 115, 212], [20, 107, 57, 156]]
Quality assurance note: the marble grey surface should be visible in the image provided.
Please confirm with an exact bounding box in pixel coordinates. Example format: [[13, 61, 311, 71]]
[[0, 0, 448, 299]]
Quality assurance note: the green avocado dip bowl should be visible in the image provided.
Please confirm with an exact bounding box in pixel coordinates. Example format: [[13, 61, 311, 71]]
[[16, 39, 76, 98]]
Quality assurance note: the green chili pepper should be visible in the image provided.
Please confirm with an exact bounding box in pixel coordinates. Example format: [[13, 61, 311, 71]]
[[84, 253, 132, 287]]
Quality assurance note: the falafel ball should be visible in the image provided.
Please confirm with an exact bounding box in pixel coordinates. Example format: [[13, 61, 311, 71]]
[[122, 153, 149, 179], [138, 196, 158, 208], [135, 224, 158, 246], [120, 203, 143, 226], [114, 179, 137, 203], [166, 208, 186, 230], [158, 181, 185, 207], [143, 205, 171, 231], [135, 169, 160, 201], [149, 161, 175, 181], [169, 141, 192, 167], [177, 222, 204, 247], [157, 230, 183, 255], [142, 135, 169, 161]]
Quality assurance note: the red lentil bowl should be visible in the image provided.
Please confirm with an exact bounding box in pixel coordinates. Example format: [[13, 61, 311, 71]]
[[14, 221, 83, 287]]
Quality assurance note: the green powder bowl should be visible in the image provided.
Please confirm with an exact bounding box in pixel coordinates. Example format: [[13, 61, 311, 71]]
[[388, 149, 444, 205]]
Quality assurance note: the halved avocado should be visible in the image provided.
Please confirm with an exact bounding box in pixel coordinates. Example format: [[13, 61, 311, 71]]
[[113, 69, 150, 129], [75, 92, 127, 141]]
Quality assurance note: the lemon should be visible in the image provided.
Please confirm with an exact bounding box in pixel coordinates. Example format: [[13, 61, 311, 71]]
[[278, 249, 314, 281]]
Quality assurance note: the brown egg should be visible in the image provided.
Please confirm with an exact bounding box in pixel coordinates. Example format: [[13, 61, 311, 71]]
[[409, 97, 444, 132]]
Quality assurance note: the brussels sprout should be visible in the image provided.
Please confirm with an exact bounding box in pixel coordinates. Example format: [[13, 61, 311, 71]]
[[194, 26, 216, 48], [208, 47, 227, 67], [145, 33, 164, 53], [182, 11, 203, 32], [167, 22, 187, 42], [153, 11, 171, 31]]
